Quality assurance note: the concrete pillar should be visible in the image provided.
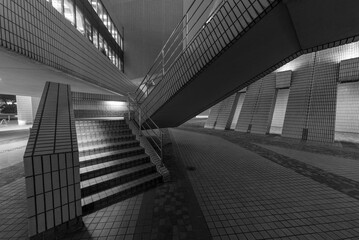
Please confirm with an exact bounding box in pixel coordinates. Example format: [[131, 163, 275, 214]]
[[16, 95, 33, 125], [214, 94, 237, 130], [24, 82, 81, 238], [307, 43, 359, 143], [235, 79, 262, 132], [204, 102, 222, 129], [250, 73, 276, 134], [282, 53, 316, 139]]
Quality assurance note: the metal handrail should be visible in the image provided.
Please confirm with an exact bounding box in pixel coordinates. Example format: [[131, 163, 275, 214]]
[[127, 93, 164, 164], [135, 0, 227, 103], [134, 0, 277, 121]]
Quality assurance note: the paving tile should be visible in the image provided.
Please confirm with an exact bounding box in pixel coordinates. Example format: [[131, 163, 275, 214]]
[[170, 128, 359, 240]]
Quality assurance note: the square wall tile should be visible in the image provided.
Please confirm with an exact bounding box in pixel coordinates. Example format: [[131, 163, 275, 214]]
[[51, 154, 58, 171], [35, 175, 43, 195], [34, 156, 42, 175], [36, 194, 45, 214], [24, 157, 34, 176], [45, 192, 53, 211], [43, 155, 51, 173], [26, 177, 34, 197], [46, 210, 54, 229], [54, 207, 62, 226]]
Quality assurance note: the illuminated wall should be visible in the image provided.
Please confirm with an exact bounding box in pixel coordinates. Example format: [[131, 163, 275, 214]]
[[205, 41, 359, 143], [0, 0, 135, 95]]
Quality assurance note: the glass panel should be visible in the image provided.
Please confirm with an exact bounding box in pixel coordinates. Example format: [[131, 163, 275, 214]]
[[93, 28, 99, 48], [85, 18, 92, 42], [104, 41, 108, 56], [91, 0, 97, 12], [76, 7, 85, 35], [64, 0, 75, 25], [52, 0, 63, 13], [97, 2, 104, 22], [99, 34, 103, 49]]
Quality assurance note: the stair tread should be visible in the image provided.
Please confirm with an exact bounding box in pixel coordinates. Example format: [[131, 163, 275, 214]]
[[80, 154, 149, 175], [80, 146, 144, 162], [79, 140, 138, 152], [76, 129, 131, 134], [78, 135, 135, 144], [81, 172, 161, 206], [80, 163, 155, 188]]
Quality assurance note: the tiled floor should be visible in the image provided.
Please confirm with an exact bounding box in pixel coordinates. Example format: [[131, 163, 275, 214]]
[[170, 128, 359, 239], [257, 144, 359, 182], [1, 127, 359, 239]]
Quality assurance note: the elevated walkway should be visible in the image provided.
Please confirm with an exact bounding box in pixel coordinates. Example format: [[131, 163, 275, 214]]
[[139, 0, 359, 128]]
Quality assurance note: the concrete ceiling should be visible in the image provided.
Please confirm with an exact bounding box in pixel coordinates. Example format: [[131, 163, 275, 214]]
[[0, 47, 116, 98]]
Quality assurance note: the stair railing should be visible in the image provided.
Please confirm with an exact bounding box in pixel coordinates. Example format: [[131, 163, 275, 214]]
[[127, 93, 164, 165], [134, 0, 227, 103], [133, 0, 277, 122]]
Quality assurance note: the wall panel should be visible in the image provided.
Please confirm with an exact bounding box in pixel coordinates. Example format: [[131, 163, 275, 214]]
[[214, 93, 237, 130], [251, 74, 276, 134], [281, 53, 315, 139], [0, 0, 135, 95], [235, 79, 262, 132]]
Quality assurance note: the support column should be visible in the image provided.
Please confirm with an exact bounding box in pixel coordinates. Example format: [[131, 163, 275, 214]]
[[24, 82, 82, 238], [250, 73, 276, 134]]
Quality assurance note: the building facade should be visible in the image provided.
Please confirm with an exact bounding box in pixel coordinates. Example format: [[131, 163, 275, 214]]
[[205, 41, 359, 143]]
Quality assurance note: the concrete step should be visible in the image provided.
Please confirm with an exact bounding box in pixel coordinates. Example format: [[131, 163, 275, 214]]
[[79, 146, 145, 167], [76, 125, 130, 132], [79, 140, 140, 157], [80, 163, 157, 198], [78, 135, 136, 146], [80, 154, 150, 181], [80, 163, 156, 198], [76, 128, 133, 139], [81, 172, 162, 215], [75, 119, 127, 125]]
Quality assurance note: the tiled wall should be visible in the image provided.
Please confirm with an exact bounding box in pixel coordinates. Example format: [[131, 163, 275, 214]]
[[31, 97, 41, 121], [270, 88, 290, 134], [235, 79, 262, 132], [204, 41, 359, 143], [204, 103, 222, 129], [24, 82, 81, 238], [335, 82, 359, 142], [281, 53, 316, 140], [250, 74, 276, 134], [0, 0, 136, 95], [72, 92, 128, 118], [214, 94, 237, 130], [230, 92, 246, 130], [16, 96, 34, 124]]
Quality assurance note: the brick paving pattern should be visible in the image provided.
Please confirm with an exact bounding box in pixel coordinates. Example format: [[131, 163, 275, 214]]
[[2, 126, 359, 239], [0, 178, 28, 240], [257, 144, 359, 182], [171, 128, 359, 239]]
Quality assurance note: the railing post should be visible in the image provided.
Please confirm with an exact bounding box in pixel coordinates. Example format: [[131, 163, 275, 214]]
[[127, 96, 131, 120], [161, 49, 165, 76], [160, 131, 164, 167], [185, 13, 189, 48], [139, 106, 142, 136]]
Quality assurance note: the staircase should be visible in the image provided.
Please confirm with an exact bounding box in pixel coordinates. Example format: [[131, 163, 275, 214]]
[[76, 118, 163, 214]]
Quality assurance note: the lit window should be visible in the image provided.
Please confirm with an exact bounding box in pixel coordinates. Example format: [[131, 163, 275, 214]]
[[64, 0, 75, 25], [91, 0, 97, 12], [97, 2, 104, 21], [93, 29, 99, 48], [76, 7, 85, 35], [52, 0, 62, 13], [104, 41, 108, 56], [85, 18, 92, 42], [99, 34, 104, 49]]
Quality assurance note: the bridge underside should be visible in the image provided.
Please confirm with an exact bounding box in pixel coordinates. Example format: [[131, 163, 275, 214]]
[[148, 0, 359, 128]]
